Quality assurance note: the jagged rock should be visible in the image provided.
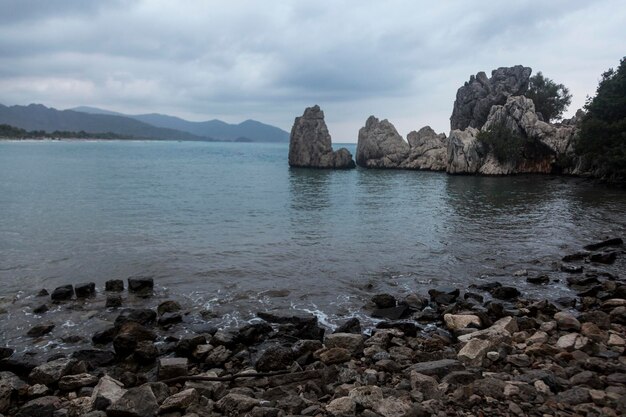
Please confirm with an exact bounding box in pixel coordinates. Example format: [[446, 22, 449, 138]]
[[51, 285, 74, 301], [458, 339, 491, 366], [443, 314, 481, 330], [446, 127, 481, 174], [113, 321, 157, 357], [159, 388, 198, 413], [27, 323, 55, 338], [356, 116, 410, 168], [554, 311, 581, 331], [107, 385, 158, 417], [324, 333, 365, 354], [255, 346, 294, 372], [158, 357, 187, 381], [15, 395, 62, 417], [127, 277, 153, 294], [450, 65, 532, 130], [583, 237, 623, 251], [348, 385, 383, 409], [58, 373, 98, 391], [216, 393, 262, 416], [29, 358, 76, 386], [288, 105, 355, 169], [91, 375, 125, 411], [105, 280, 124, 292], [402, 126, 448, 170]]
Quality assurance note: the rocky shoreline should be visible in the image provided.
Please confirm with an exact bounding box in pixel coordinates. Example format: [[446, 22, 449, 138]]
[[0, 238, 625, 417]]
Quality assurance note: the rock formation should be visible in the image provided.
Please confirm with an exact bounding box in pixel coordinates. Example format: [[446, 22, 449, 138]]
[[403, 126, 448, 170], [356, 116, 410, 168], [288, 105, 355, 169], [450, 65, 532, 131], [447, 96, 579, 175]]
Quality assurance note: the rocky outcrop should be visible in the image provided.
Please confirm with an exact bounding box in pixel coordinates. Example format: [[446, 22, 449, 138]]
[[288, 105, 355, 169], [356, 116, 410, 168], [403, 126, 448, 170], [450, 65, 532, 130], [447, 96, 580, 175]]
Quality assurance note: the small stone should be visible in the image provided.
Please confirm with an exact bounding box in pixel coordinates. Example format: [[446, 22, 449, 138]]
[[317, 347, 351, 365], [90, 375, 125, 411], [443, 314, 481, 330], [51, 285, 74, 301], [458, 339, 491, 366], [561, 264, 583, 273], [33, 304, 49, 314], [534, 380, 551, 395], [371, 305, 409, 320], [407, 359, 464, 378], [158, 312, 183, 326], [58, 373, 98, 391], [29, 358, 76, 386], [554, 311, 581, 331], [326, 397, 356, 416], [37, 289, 49, 297], [27, 384, 50, 397], [158, 357, 188, 381], [506, 354, 531, 367], [15, 396, 62, 417], [556, 333, 587, 351], [74, 282, 96, 298], [581, 322, 608, 343], [608, 333, 625, 347], [486, 351, 500, 361], [348, 385, 383, 409], [104, 280, 124, 292], [428, 288, 459, 304], [160, 388, 198, 413], [334, 317, 362, 334], [107, 385, 158, 417], [216, 393, 261, 416], [527, 331, 549, 345]]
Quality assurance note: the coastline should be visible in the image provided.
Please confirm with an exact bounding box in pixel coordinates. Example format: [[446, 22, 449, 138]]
[[0, 239, 624, 416]]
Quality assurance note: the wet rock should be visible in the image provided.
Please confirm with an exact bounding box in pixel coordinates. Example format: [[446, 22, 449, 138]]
[[159, 388, 198, 413], [288, 105, 355, 169], [157, 300, 181, 316], [91, 375, 125, 411], [114, 308, 156, 327], [428, 288, 459, 304], [0, 349, 13, 360], [92, 326, 116, 345], [216, 393, 262, 416], [334, 317, 361, 334], [491, 286, 521, 300], [15, 395, 62, 417], [325, 333, 365, 354], [157, 312, 182, 327], [371, 305, 409, 320], [443, 314, 481, 330], [113, 321, 157, 357], [37, 289, 49, 297], [255, 346, 294, 372], [371, 294, 397, 309], [33, 304, 49, 314], [27, 323, 55, 337], [29, 358, 75, 386], [127, 277, 153, 294], [107, 385, 158, 417], [590, 252, 617, 264], [579, 310, 611, 330], [407, 359, 464, 378], [326, 396, 356, 416], [583, 237, 623, 251], [58, 373, 98, 391], [356, 115, 410, 169], [554, 311, 581, 331], [51, 285, 74, 301], [458, 339, 491, 366], [106, 295, 122, 308], [105, 279, 124, 292], [158, 357, 187, 381], [174, 336, 207, 358], [71, 349, 115, 367], [211, 329, 238, 347], [0, 353, 40, 376], [561, 264, 584, 273], [257, 310, 317, 326], [527, 275, 550, 285], [205, 345, 232, 367], [562, 252, 590, 262], [74, 282, 96, 298]]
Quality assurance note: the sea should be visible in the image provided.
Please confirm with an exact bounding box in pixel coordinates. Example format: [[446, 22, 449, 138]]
[[1, 140, 625, 351]]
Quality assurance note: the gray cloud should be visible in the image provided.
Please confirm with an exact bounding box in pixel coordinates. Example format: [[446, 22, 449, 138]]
[[0, 0, 624, 140]]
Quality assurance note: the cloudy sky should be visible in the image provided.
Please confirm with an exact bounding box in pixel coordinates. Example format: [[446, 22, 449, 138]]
[[1, 0, 624, 141]]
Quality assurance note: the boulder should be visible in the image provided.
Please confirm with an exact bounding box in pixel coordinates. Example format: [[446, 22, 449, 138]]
[[107, 385, 158, 417], [157, 357, 187, 381], [105, 280, 124, 292], [51, 285, 74, 301], [74, 282, 96, 298], [159, 388, 198, 413], [255, 346, 294, 372], [356, 116, 410, 168], [443, 314, 481, 330], [324, 333, 365, 354], [446, 128, 481, 174], [288, 105, 355, 169], [27, 323, 55, 338], [326, 397, 356, 416], [450, 65, 532, 130], [91, 375, 125, 411], [402, 126, 448, 170], [458, 339, 491, 366], [127, 277, 153, 294], [15, 395, 62, 417], [58, 373, 98, 391], [29, 358, 76, 386]]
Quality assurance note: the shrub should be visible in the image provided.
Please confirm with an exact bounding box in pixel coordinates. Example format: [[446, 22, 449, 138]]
[[476, 119, 525, 165]]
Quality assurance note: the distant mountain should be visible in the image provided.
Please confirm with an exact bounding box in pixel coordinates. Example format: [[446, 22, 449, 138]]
[[72, 106, 289, 143], [0, 104, 214, 141]]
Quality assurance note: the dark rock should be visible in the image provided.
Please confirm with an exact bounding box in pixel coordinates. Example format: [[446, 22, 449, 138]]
[[0, 348, 13, 360], [74, 282, 96, 298], [527, 275, 550, 285], [567, 275, 600, 287], [29, 358, 76, 385], [58, 373, 98, 391], [37, 289, 49, 297], [561, 264, 583, 273], [428, 288, 460, 305], [450, 65, 532, 130], [71, 349, 115, 367], [371, 305, 409, 320], [157, 300, 181, 316], [579, 311, 611, 329], [257, 310, 318, 326], [127, 277, 154, 294], [237, 322, 273, 345], [175, 336, 206, 358], [558, 387, 591, 406], [371, 293, 396, 309], [562, 252, 590, 262], [15, 395, 62, 417], [92, 327, 116, 345], [583, 237, 623, 251], [256, 346, 294, 372], [33, 304, 49, 314], [157, 312, 182, 327], [113, 322, 157, 357], [406, 359, 464, 378], [106, 295, 122, 308], [442, 370, 479, 386], [114, 308, 156, 326], [589, 251, 617, 264], [292, 340, 324, 360], [491, 286, 521, 300], [473, 377, 507, 400], [158, 357, 188, 381], [464, 292, 484, 303], [471, 282, 502, 292], [211, 330, 238, 347], [107, 385, 159, 417], [288, 105, 355, 169], [105, 280, 124, 292], [376, 321, 420, 337], [555, 297, 577, 308], [27, 323, 54, 337], [334, 317, 361, 334], [50, 285, 73, 301], [133, 341, 158, 364], [0, 353, 40, 376]]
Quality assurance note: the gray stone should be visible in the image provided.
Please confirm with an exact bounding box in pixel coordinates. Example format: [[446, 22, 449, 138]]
[[29, 358, 75, 386], [159, 388, 198, 413], [348, 385, 383, 409], [105, 280, 124, 292], [356, 116, 410, 168], [15, 396, 62, 417], [288, 105, 355, 169], [91, 375, 126, 411], [554, 311, 581, 331], [107, 385, 158, 417], [406, 359, 464, 378], [74, 282, 96, 298], [324, 333, 365, 354], [325, 397, 356, 416], [458, 339, 491, 367], [158, 357, 187, 381], [127, 277, 153, 294], [216, 393, 262, 416], [450, 65, 532, 130], [58, 373, 98, 391], [51, 285, 74, 301], [403, 126, 448, 170]]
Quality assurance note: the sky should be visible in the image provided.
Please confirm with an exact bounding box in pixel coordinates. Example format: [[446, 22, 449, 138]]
[[0, 1, 624, 142]]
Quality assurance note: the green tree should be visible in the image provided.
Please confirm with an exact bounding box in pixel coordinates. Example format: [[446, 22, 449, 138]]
[[525, 72, 572, 123], [576, 57, 626, 181]]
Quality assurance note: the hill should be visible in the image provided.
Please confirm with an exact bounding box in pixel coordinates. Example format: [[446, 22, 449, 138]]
[[0, 104, 214, 141], [72, 106, 289, 142]]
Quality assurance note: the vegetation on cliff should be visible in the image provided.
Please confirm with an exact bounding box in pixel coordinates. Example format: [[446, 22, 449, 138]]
[[476, 119, 526, 165], [0, 124, 131, 140], [525, 72, 572, 123], [576, 57, 626, 181]]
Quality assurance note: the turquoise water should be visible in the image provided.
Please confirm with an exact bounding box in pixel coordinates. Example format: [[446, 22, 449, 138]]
[[1, 140, 626, 329]]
